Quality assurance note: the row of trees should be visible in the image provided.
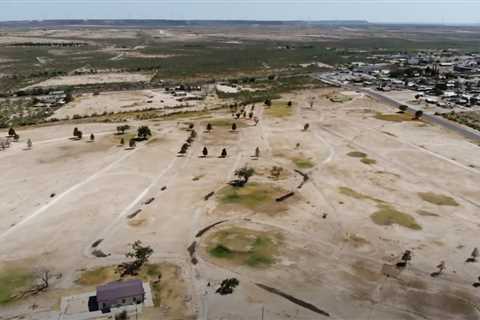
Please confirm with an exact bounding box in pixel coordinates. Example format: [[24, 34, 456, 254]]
[[396, 248, 479, 278]]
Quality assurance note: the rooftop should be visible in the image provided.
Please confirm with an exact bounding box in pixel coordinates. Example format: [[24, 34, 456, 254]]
[[96, 279, 144, 303]]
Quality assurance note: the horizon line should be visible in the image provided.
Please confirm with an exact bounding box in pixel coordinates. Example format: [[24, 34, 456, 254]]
[[0, 18, 479, 26]]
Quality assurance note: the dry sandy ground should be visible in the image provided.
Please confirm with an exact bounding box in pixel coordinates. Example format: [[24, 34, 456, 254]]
[[24, 73, 153, 89], [1, 88, 480, 319], [0, 36, 81, 44], [49, 89, 206, 119]]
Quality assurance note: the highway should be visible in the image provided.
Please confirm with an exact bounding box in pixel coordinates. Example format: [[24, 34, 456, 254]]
[[312, 74, 480, 142]]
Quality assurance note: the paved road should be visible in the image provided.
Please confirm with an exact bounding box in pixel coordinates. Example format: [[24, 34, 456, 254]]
[[358, 87, 480, 142], [311, 74, 480, 142]]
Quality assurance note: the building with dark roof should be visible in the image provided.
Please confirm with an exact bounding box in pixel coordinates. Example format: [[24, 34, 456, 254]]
[[96, 279, 145, 312]]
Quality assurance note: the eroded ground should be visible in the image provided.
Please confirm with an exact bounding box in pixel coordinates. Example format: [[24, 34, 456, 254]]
[[1, 88, 480, 319]]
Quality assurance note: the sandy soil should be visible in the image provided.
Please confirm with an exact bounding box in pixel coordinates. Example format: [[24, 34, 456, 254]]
[[24, 73, 153, 89], [1, 88, 480, 319], [49, 89, 206, 119]]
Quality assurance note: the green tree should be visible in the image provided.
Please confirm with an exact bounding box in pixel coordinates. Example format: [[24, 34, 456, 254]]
[[399, 105, 408, 113], [220, 148, 227, 158], [137, 126, 152, 140], [206, 123, 212, 132], [129, 138, 136, 148], [117, 241, 153, 277], [414, 110, 423, 119], [231, 123, 237, 131], [234, 166, 255, 186], [117, 125, 130, 135], [90, 133, 95, 142], [8, 128, 15, 137], [202, 146, 208, 157], [303, 123, 310, 131]]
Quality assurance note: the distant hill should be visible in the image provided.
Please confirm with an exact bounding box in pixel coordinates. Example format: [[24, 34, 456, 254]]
[[0, 19, 370, 28]]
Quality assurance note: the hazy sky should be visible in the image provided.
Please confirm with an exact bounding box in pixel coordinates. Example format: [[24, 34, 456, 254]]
[[1, 0, 480, 24]]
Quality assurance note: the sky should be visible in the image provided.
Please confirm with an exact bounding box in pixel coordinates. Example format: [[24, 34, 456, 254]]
[[1, 0, 480, 24]]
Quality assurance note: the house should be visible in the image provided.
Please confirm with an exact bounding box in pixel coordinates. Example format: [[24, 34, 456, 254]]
[[96, 279, 145, 312]]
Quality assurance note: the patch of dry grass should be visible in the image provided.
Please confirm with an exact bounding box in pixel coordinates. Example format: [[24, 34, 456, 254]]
[[265, 101, 293, 118], [206, 227, 282, 268], [371, 204, 421, 230], [418, 192, 459, 206]]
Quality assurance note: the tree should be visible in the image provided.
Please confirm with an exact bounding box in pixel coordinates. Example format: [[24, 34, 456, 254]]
[[216, 278, 239, 295], [190, 130, 197, 139], [8, 128, 16, 137], [287, 101, 293, 107], [231, 123, 237, 131], [73, 127, 79, 137], [396, 250, 412, 268], [116, 125, 130, 135], [303, 123, 310, 131], [117, 241, 153, 277], [120, 138, 125, 145], [431, 261, 446, 277], [254, 147, 260, 158], [129, 138, 136, 148], [264, 99, 272, 107], [90, 133, 95, 142], [77, 131, 83, 140], [399, 105, 408, 113], [220, 148, 227, 158], [467, 248, 479, 263], [202, 146, 208, 157], [137, 126, 152, 140], [13, 133, 19, 142], [414, 110, 423, 119], [206, 123, 212, 132], [234, 166, 255, 186], [27, 138, 32, 149], [189, 123, 194, 130], [179, 143, 189, 154], [472, 248, 479, 261]]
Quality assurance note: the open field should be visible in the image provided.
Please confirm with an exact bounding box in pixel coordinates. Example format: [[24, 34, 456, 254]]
[[24, 72, 153, 89], [0, 85, 480, 319]]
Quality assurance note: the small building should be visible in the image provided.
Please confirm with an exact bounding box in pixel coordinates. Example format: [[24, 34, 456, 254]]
[[96, 279, 145, 312]]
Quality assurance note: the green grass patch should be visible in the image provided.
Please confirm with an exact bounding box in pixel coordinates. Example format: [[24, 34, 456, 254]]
[[218, 182, 285, 211], [338, 187, 385, 204], [347, 151, 376, 165], [265, 101, 293, 118], [209, 244, 234, 258], [207, 227, 281, 268], [371, 205, 421, 230], [361, 158, 377, 165], [374, 113, 415, 122], [347, 151, 368, 158], [416, 210, 440, 217], [292, 157, 315, 169], [0, 268, 34, 304], [418, 192, 459, 206]]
